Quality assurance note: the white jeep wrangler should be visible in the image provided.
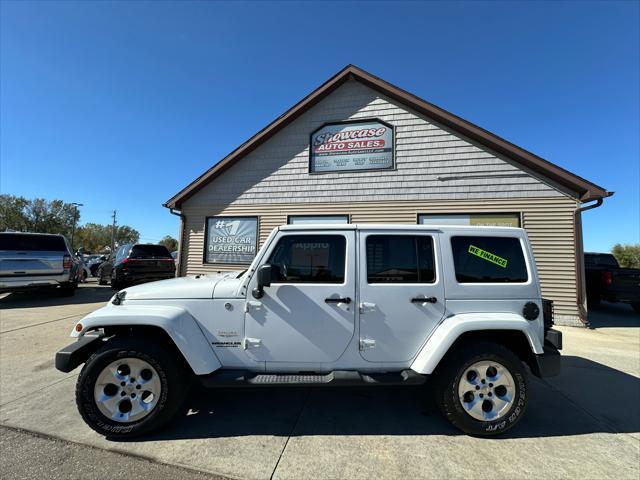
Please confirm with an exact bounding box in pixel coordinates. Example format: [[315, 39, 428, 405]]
[[56, 224, 562, 438]]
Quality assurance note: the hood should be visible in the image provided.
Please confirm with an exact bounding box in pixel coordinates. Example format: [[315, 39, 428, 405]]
[[122, 272, 242, 300]]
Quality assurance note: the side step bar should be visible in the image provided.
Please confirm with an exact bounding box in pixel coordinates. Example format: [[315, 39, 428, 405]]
[[198, 369, 427, 388]]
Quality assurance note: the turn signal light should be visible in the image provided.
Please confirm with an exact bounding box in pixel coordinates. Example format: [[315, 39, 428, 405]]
[[75, 323, 83, 332]]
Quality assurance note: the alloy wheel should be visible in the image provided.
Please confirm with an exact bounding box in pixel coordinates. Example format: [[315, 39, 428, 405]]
[[93, 358, 161, 423], [457, 360, 515, 421]]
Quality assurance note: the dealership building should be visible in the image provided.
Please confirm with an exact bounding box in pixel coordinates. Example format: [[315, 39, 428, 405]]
[[164, 65, 611, 326]]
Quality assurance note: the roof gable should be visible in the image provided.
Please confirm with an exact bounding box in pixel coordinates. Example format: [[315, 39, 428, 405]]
[[165, 65, 610, 208]]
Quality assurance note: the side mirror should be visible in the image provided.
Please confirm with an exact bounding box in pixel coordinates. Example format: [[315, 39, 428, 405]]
[[252, 264, 278, 299]]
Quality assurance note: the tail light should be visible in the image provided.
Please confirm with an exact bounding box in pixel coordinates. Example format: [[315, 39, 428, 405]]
[[601, 271, 613, 287], [63, 255, 72, 269], [121, 258, 129, 264]]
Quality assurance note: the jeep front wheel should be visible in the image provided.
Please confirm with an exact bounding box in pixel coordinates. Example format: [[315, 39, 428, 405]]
[[434, 342, 528, 436], [75, 338, 187, 438]]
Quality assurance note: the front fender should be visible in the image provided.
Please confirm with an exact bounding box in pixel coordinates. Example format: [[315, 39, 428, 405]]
[[72, 303, 221, 375], [410, 313, 543, 375]]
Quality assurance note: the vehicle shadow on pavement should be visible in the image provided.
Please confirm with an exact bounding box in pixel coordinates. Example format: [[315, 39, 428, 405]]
[[123, 356, 639, 442], [0, 284, 114, 309], [588, 302, 640, 328]]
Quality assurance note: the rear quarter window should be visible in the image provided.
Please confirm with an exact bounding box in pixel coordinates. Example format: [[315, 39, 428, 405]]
[[0, 234, 67, 252], [451, 236, 528, 283], [585, 254, 618, 267]]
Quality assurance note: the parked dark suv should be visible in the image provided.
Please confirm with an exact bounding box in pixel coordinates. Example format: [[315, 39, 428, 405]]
[[100, 244, 175, 290]]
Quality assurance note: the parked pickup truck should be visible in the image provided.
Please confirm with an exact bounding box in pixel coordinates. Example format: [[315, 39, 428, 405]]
[[585, 252, 640, 312], [0, 232, 80, 295], [56, 224, 562, 438]]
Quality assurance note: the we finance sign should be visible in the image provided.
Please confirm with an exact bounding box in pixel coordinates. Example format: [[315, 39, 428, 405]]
[[309, 119, 394, 173]]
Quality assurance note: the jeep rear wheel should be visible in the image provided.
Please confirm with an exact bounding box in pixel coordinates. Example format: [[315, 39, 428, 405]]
[[434, 342, 528, 436], [76, 338, 187, 438]]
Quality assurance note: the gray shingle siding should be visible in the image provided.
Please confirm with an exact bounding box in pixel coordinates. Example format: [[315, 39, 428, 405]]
[[187, 80, 567, 207]]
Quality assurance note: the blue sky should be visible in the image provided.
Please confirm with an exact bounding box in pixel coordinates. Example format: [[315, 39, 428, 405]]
[[1, 0, 638, 250]]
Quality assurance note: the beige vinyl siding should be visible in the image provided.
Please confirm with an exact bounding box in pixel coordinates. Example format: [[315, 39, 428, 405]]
[[181, 196, 580, 322], [186, 80, 570, 208]]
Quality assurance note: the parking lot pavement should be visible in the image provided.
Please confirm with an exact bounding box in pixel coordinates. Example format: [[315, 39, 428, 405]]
[[0, 425, 225, 480], [0, 280, 114, 405], [1, 287, 639, 480]]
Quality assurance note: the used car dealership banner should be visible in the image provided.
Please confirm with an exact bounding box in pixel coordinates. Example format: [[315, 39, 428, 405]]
[[205, 216, 258, 264], [310, 119, 394, 173]]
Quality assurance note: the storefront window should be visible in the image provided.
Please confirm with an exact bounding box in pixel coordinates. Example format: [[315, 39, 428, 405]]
[[288, 215, 349, 225], [418, 213, 520, 228]]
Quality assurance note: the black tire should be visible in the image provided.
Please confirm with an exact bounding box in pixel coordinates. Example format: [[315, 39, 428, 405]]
[[587, 295, 601, 309], [110, 276, 123, 290], [434, 342, 528, 436], [59, 282, 77, 296], [76, 337, 187, 438], [631, 302, 640, 314], [98, 278, 107, 286]]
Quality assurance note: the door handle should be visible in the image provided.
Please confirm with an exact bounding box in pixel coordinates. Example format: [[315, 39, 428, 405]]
[[411, 296, 437, 304], [325, 297, 352, 305]]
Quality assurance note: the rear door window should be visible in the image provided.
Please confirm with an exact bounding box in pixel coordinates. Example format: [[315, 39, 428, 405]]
[[0, 234, 67, 251], [366, 235, 435, 283], [451, 236, 528, 283]]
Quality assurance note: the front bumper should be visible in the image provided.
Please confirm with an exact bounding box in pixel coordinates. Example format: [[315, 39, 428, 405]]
[[530, 328, 562, 377], [55, 333, 104, 373]]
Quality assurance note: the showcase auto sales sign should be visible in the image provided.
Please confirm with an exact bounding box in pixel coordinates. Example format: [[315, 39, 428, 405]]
[[309, 120, 394, 173]]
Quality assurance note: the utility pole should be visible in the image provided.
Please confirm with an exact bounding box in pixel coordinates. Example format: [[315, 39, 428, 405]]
[[70, 203, 83, 252], [110, 210, 117, 255]]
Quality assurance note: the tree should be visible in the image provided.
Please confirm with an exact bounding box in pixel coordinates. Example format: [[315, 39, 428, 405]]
[[0, 194, 77, 237], [0, 195, 140, 253], [115, 225, 140, 246], [0, 194, 29, 232], [75, 223, 140, 252], [158, 235, 178, 252], [612, 243, 640, 268]]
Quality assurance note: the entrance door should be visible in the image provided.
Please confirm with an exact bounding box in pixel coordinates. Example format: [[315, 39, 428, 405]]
[[359, 231, 446, 362], [244, 231, 356, 365]]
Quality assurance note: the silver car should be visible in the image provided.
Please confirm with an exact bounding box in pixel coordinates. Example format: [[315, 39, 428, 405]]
[[0, 232, 80, 295]]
